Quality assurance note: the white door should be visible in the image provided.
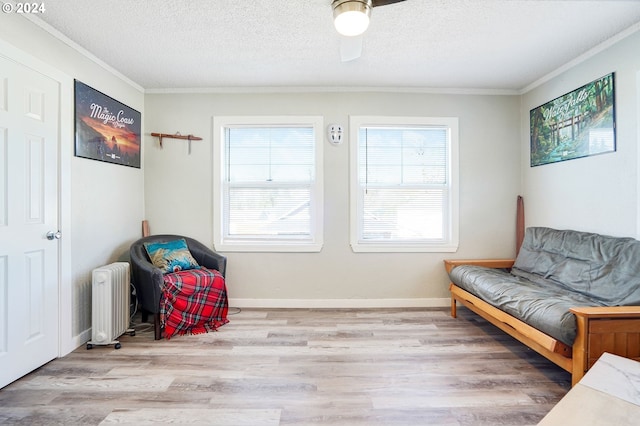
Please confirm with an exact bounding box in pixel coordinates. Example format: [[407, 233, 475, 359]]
[[0, 54, 60, 388]]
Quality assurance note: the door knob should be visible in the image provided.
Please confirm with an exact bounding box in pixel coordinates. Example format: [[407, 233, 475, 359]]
[[46, 231, 62, 240]]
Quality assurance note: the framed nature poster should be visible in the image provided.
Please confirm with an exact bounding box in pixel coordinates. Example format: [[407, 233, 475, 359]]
[[530, 73, 615, 167], [74, 80, 141, 168]]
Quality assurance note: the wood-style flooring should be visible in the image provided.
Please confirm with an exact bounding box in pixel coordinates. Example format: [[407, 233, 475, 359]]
[[0, 307, 570, 425]]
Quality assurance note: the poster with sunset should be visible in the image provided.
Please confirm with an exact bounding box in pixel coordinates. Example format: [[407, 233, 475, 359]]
[[74, 80, 141, 168]]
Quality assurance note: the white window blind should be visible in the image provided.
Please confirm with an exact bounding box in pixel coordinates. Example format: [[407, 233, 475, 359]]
[[213, 117, 323, 252], [350, 116, 458, 252]]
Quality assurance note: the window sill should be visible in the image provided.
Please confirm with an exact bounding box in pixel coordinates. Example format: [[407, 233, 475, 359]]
[[214, 241, 323, 253], [350, 242, 458, 253]]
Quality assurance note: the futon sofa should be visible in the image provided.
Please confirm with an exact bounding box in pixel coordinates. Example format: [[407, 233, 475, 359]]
[[445, 227, 640, 385]]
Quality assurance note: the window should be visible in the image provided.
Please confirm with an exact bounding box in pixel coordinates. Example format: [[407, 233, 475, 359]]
[[213, 116, 323, 252], [350, 116, 458, 252]]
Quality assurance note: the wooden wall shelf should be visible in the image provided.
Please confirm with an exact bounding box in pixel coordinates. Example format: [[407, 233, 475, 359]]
[[150, 132, 202, 153]]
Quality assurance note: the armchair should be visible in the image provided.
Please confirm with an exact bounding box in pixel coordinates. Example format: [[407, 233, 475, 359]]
[[130, 234, 228, 340]]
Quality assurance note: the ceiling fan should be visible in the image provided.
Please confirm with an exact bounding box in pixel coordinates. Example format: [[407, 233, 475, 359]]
[[332, 0, 407, 61]]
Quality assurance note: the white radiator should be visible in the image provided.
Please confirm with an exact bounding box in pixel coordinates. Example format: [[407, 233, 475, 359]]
[[87, 262, 132, 349]]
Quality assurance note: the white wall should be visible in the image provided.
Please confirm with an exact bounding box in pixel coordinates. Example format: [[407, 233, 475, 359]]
[[521, 30, 640, 238], [144, 91, 521, 306], [0, 15, 145, 350]]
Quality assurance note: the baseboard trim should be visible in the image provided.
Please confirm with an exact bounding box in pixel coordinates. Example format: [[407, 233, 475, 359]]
[[69, 328, 91, 353], [227, 298, 449, 309]]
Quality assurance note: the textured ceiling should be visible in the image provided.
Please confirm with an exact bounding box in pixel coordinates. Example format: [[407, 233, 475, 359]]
[[27, 0, 640, 92]]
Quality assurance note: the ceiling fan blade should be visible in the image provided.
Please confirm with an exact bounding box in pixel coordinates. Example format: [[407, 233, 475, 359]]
[[340, 35, 363, 62], [371, 0, 406, 7]]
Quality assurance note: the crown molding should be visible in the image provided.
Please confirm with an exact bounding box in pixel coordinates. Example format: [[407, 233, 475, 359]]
[[22, 12, 144, 93]]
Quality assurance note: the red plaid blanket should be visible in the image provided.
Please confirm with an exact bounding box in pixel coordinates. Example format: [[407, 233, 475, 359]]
[[160, 268, 229, 339]]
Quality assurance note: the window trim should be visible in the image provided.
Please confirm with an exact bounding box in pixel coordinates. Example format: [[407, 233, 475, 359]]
[[213, 116, 324, 252], [349, 116, 459, 253]]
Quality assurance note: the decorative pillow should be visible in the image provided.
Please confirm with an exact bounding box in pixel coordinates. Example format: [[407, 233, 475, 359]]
[[143, 239, 200, 273]]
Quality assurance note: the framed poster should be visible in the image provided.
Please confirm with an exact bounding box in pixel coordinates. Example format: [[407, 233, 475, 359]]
[[74, 80, 141, 168], [529, 73, 615, 167]]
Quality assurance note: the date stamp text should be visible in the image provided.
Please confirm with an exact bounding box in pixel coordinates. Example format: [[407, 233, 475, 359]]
[[2, 2, 46, 14]]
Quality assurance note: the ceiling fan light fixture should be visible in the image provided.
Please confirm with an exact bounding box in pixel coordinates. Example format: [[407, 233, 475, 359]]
[[332, 0, 372, 37]]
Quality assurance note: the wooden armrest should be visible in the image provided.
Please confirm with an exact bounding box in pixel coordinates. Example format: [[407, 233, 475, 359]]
[[570, 306, 640, 319], [443, 259, 515, 273]]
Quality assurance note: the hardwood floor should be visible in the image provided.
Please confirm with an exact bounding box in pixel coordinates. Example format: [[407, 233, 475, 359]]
[[0, 307, 570, 425]]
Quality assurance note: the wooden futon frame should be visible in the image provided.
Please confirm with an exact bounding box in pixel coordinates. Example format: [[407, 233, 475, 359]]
[[444, 259, 640, 386]]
